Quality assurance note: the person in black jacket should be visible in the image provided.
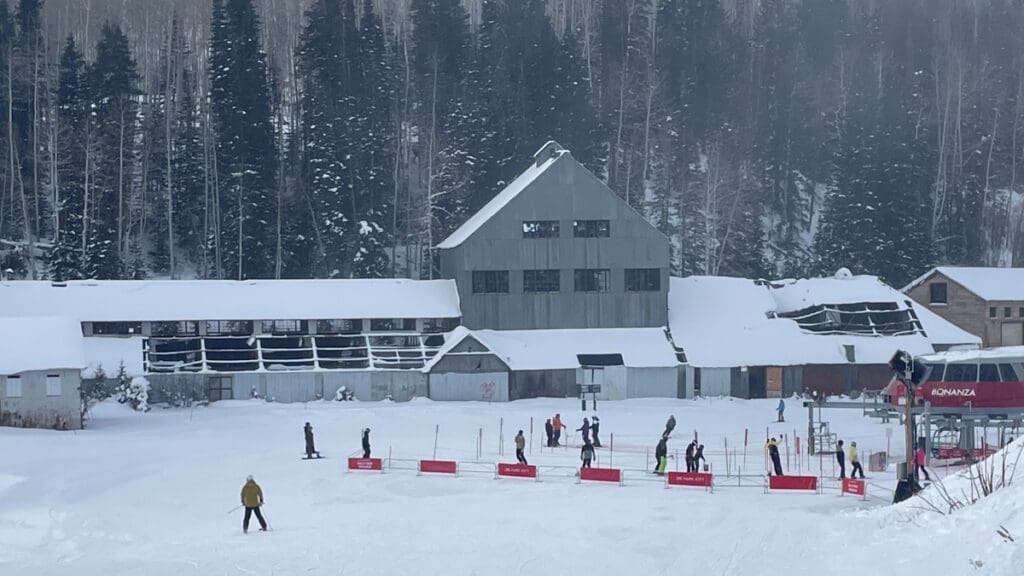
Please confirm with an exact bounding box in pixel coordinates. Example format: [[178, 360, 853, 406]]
[[577, 418, 591, 444], [654, 437, 669, 475], [836, 439, 846, 479], [581, 440, 595, 469], [663, 415, 676, 439], [767, 437, 783, 476], [545, 419, 554, 447], [304, 422, 319, 458], [693, 444, 706, 472], [362, 428, 371, 458], [684, 440, 696, 472], [591, 416, 601, 447]]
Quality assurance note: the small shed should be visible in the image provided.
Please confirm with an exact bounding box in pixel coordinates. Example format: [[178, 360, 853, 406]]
[[0, 317, 86, 429]]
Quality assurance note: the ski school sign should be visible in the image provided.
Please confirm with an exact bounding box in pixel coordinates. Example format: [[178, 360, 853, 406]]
[[348, 457, 383, 472], [666, 471, 713, 491]]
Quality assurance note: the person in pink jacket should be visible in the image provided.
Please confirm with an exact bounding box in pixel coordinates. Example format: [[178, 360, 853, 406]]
[[914, 445, 931, 481]]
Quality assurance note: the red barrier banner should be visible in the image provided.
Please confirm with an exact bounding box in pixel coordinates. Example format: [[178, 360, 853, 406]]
[[497, 463, 537, 478], [841, 478, 865, 496], [768, 475, 817, 491], [667, 471, 713, 487], [419, 459, 458, 475], [348, 457, 383, 471], [579, 467, 621, 483]]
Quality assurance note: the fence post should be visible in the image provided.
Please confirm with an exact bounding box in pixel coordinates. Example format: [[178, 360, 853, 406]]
[[609, 433, 614, 467], [499, 417, 503, 456], [529, 417, 534, 455], [433, 424, 439, 460]]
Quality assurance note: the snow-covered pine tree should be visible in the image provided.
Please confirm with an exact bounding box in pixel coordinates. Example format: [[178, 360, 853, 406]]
[[171, 65, 206, 272]]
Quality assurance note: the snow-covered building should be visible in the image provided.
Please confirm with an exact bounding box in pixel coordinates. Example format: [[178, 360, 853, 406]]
[[904, 266, 1024, 348], [437, 141, 670, 331], [0, 316, 86, 429], [668, 270, 981, 398], [424, 326, 681, 401]]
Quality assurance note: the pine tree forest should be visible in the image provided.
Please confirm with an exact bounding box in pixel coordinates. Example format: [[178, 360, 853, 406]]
[[0, 0, 1022, 288]]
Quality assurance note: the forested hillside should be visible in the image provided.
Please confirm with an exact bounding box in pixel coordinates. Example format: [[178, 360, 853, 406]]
[[0, 0, 1021, 287]]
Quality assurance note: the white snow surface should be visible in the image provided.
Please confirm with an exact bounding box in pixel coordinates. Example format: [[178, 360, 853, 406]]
[[427, 326, 678, 370], [920, 345, 1024, 363], [904, 266, 1024, 301], [0, 316, 85, 374], [2, 397, 1019, 575], [0, 278, 461, 322], [669, 276, 939, 367]]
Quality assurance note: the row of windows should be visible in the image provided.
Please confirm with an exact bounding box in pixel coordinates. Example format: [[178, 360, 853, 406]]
[[472, 269, 661, 294], [988, 306, 1024, 319], [522, 220, 610, 239], [926, 363, 1020, 382], [96, 318, 459, 337], [4, 375, 62, 398]]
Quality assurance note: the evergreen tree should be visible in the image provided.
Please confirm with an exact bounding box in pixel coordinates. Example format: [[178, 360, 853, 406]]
[[172, 66, 206, 270], [48, 37, 88, 281], [12, 0, 46, 242], [209, 0, 279, 279]]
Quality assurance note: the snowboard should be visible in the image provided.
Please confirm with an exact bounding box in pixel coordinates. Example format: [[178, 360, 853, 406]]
[[301, 453, 324, 460]]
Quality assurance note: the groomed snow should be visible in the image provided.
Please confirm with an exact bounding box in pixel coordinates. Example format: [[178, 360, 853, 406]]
[[904, 266, 1024, 301], [0, 316, 85, 374], [0, 278, 461, 322], [3, 397, 1018, 575]]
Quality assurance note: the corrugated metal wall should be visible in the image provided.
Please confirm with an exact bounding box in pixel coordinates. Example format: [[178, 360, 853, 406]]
[[428, 372, 510, 401]]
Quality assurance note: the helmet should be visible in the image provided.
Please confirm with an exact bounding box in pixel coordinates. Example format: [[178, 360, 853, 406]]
[[246, 475, 254, 481]]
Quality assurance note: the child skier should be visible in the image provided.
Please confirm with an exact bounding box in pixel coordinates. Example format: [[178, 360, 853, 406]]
[[915, 445, 930, 481], [362, 428, 371, 458], [591, 416, 601, 447], [552, 414, 566, 446], [515, 430, 528, 465], [767, 437, 783, 476], [848, 441, 864, 479], [836, 439, 846, 479], [581, 440, 595, 469], [654, 437, 668, 475], [545, 419, 554, 447], [577, 418, 591, 444], [685, 440, 696, 472], [303, 422, 320, 459], [777, 398, 785, 422], [240, 475, 268, 533], [693, 444, 706, 472]]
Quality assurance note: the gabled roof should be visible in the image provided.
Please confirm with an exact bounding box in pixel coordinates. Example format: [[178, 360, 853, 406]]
[[425, 326, 679, 371], [436, 141, 570, 249], [0, 279, 461, 322], [0, 316, 86, 374], [903, 266, 1024, 301]]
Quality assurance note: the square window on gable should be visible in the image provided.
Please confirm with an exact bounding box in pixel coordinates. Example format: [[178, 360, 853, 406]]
[[524, 270, 560, 293], [990, 307, 997, 318], [5, 376, 22, 398], [573, 220, 610, 238], [625, 268, 660, 292], [929, 282, 947, 304], [574, 269, 610, 292], [522, 220, 559, 238]]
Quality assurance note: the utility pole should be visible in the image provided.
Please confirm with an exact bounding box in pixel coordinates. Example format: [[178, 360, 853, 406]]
[[891, 349, 923, 503]]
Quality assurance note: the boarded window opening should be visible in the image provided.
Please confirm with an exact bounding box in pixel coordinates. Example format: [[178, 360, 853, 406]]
[[577, 354, 624, 366]]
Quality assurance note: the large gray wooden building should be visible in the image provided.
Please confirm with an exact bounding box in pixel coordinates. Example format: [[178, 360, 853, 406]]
[[438, 141, 670, 330]]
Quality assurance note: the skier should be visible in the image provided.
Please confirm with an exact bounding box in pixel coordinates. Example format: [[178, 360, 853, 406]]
[[515, 430, 528, 465], [240, 475, 268, 533], [663, 415, 676, 438], [777, 398, 785, 422], [685, 440, 697, 472], [581, 440, 595, 469], [836, 439, 846, 479], [848, 441, 864, 479], [654, 436, 669, 475], [914, 445, 930, 481], [767, 437, 783, 476], [303, 422, 320, 459], [693, 444, 706, 472], [545, 419, 554, 447], [362, 428, 371, 458], [577, 418, 591, 444], [591, 416, 602, 447], [552, 413, 566, 446]]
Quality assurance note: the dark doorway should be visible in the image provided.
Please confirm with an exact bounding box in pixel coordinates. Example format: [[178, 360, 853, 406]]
[[748, 367, 767, 399]]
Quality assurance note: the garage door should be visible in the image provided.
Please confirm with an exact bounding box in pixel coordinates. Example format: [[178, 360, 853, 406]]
[[1003, 323, 1024, 346], [429, 372, 510, 401]]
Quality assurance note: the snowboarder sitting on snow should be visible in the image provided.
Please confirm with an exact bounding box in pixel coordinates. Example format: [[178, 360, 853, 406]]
[[654, 437, 669, 475], [240, 475, 268, 533], [693, 444, 706, 472], [591, 416, 602, 447], [362, 428, 371, 458], [836, 439, 846, 479], [848, 441, 864, 479], [577, 418, 591, 444], [777, 398, 785, 422], [304, 422, 320, 459], [581, 440, 595, 469], [685, 440, 697, 472], [767, 437, 783, 476], [515, 430, 528, 465], [663, 415, 676, 439], [545, 419, 554, 447]]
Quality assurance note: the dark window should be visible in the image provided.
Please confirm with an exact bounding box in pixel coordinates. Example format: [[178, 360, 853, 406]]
[[929, 283, 948, 304], [205, 321, 253, 336], [778, 303, 922, 336], [523, 270, 560, 293], [944, 363, 978, 382], [990, 307, 997, 318], [577, 354, 624, 366], [316, 319, 361, 334], [423, 318, 460, 333], [1020, 307, 1024, 318], [472, 271, 509, 294], [924, 363, 944, 382], [574, 269, 611, 292], [625, 268, 661, 292], [369, 319, 417, 332], [573, 219, 610, 238], [93, 322, 142, 335], [522, 220, 560, 238], [260, 320, 307, 335], [979, 363, 1000, 382], [999, 364, 1020, 382], [151, 321, 199, 337], [1005, 307, 1013, 318]]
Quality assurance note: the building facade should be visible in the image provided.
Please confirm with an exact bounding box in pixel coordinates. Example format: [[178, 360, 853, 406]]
[[904, 267, 1024, 348], [438, 141, 670, 330], [0, 317, 86, 429]]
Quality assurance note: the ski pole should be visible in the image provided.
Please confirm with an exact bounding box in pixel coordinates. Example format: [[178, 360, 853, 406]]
[[227, 505, 242, 515]]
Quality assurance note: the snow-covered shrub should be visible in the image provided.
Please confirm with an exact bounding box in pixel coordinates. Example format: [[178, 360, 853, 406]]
[[117, 376, 151, 412], [334, 386, 355, 401]]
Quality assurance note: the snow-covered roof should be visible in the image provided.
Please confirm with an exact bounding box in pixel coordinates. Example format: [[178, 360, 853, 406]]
[[0, 316, 86, 374], [912, 305, 982, 348], [668, 274, 948, 368], [436, 141, 569, 249], [0, 279, 462, 322], [904, 266, 1024, 301], [919, 346, 1024, 364], [425, 326, 679, 371]]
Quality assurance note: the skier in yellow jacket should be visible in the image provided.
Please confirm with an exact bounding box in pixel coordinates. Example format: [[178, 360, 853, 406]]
[[848, 442, 865, 479], [240, 475, 268, 533]]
